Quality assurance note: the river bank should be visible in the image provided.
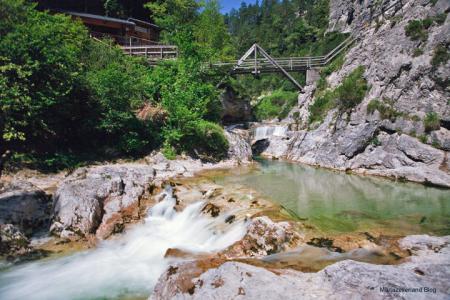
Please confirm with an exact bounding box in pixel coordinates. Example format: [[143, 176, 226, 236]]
[[1, 154, 449, 299]]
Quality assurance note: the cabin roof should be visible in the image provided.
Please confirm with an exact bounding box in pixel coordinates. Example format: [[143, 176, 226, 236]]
[[62, 11, 135, 27], [127, 18, 160, 29]]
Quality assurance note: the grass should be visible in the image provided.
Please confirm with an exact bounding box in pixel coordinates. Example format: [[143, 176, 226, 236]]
[[254, 90, 299, 121], [424, 112, 440, 132]]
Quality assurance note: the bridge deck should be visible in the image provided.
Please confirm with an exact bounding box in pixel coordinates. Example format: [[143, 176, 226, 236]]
[[211, 35, 355, 74]]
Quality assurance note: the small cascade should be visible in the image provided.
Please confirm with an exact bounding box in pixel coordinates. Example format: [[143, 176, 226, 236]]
[[253, 125, 288, 142], [0, 186, 247, 300]]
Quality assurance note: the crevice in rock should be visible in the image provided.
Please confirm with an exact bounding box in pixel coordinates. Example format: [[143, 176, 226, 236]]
[[252, 139, 270, 156], [440, 119, 450, 130], [387, 63, 412, 87]]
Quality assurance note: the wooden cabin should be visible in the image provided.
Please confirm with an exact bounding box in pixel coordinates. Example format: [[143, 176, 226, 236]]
[[64, 11, 161, 46]]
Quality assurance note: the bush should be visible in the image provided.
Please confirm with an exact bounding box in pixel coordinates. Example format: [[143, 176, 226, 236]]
[[308, 89, 336, 125], [309, 66, 367, 125], [254, 90, 298, 121], [431, 44, 449, 68], [404, 19, 428, 41], [335, 66, 368, 110], [413, 48, 424, 57], [366, 99, 401, 120], [424, 112, 440, 132]]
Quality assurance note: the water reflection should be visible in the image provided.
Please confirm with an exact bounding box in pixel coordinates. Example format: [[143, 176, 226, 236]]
[[215, 160, 450, 234]]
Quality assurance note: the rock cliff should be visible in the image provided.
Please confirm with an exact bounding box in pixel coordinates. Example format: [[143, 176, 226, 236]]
[[262, 0, 450, 187]]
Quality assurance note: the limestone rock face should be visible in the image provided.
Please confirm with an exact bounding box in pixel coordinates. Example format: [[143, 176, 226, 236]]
[[0, 181, 51, 236], [261, 0, 450, 187], [224, 128, 253, 163], [151, 235, 450, 300], [51, 164, 155, 239]]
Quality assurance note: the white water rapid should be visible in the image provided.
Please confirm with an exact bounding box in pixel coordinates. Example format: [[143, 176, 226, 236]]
[[0, 187, 247, 300], [253, 125, 288, 141]]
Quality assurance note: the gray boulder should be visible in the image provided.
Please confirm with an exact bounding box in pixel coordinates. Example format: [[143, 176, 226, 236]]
[[151, 235, 450, 299], [51, 164, 155, 239], [0, 181, 51, 236]]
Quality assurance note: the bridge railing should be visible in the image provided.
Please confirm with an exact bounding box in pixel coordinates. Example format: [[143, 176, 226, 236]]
[[210, 35, 356, 73], [120, 45, 179, 62]]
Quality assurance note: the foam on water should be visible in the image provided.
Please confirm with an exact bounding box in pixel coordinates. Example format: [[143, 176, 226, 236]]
[[0, 186, 247, 300]]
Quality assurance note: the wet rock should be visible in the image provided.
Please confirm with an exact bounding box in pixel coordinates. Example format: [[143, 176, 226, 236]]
[[51, 164, 155, 239], [307, 237, 343, 253], [151, 258, 227, 300], [201, 203, 220, 217], [152, 235, 450, 299], [0, 181, 51, 236], [0, 224, 31, 257], [222, 216, 303, 258]]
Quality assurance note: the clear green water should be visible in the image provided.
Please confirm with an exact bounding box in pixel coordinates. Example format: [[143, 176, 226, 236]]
[[214, 159, 450, 235]]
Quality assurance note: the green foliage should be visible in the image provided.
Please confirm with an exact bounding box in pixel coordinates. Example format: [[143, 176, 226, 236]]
[[309, 66, 367, 125], [424, 112, 440, 132], [0, 0, 91, 156], [404, 19, 429, 41], [308, 89, 336, 125], [335, 66, 368, 111], [413, 48, 424, 57], [404, 15, 446, 42], [370, 137, 381, 146], [366, 99, 401, 120], [149, 58, 227, 160], [419, 134, 428, 144], [254, 90, 298, 121], [431, 44, 449, 68], [433, 13, 447, 25]]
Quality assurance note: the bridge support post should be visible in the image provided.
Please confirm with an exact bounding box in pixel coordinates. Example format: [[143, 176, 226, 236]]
[[306, 68, 321, 86]]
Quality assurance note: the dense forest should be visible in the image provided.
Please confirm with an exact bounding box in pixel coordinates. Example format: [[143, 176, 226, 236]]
[[0, 0, 342, 173]]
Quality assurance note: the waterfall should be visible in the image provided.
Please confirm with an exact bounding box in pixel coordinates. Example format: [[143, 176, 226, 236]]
[[253, 125, 288, 141], [0, 186, 247, 300]]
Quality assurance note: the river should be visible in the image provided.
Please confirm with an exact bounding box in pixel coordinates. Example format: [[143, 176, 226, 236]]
[[0, 160, 449, 299]]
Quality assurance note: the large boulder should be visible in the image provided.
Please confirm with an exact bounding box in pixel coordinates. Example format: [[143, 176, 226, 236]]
[[151, 235, 450, 299], [223, 217, 303, 258], [0, 181, 51, 236], [51, 164, 155, 239]]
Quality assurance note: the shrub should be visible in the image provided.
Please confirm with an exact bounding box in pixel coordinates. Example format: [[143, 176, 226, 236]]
[[424, 112, 440, 132], [335, 66, 368, 110], [413, 48, 424, 57], [308, 89, 336, 125], [419, 134, 428, 144], [433, 13, 447, 25], [431, 44, 449, 68], [366, 99, 401, 120], [404, 20, 428, 41], [254, 90, 298, 121]]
